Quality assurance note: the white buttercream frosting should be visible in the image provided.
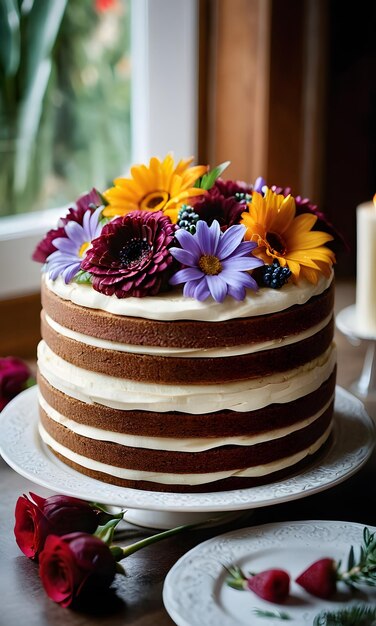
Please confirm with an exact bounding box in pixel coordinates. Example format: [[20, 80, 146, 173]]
[[45, 272, 333, 322], [39, 392, 333, 451], [44, 312, 333, 358], [37, 341, 336, 413], [39, 422, 332, 484]]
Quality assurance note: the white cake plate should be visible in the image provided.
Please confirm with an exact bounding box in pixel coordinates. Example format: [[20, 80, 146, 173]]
[[336, 304, 376, 401], [0, 386, 374, 529]]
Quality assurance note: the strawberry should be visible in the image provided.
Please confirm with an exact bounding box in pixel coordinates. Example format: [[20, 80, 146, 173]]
[[295, 558, 337, 599], [246, 569, 290, 603]]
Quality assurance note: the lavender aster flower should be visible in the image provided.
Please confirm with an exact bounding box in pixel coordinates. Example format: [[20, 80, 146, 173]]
[[46, 208, 103, 283], [169, 220, 263, 303]]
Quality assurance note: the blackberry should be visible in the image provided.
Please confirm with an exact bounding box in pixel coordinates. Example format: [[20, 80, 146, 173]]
[[234, 191, 251, 203], [177, 205, 199, 234], [261, 259, 291, 289]]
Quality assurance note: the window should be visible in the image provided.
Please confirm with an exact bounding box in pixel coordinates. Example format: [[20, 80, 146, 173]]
[[0, 0, 198, 298]]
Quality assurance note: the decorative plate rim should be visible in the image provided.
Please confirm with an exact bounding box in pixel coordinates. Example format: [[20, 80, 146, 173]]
[[163, 519, 376, 626]]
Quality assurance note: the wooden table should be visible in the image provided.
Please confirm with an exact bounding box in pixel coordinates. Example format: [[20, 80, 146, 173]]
[[1, 282, 375, 626]]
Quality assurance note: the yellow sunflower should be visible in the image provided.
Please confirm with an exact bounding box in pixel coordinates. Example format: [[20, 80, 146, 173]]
[[240, 189, 335, 284], [102, 155, 208, 223]]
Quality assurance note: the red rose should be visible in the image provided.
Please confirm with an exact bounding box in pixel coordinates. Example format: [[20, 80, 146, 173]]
[[39, 532, 116, 607], [14, 493, 99, 560], [0, 357, 32, 410]]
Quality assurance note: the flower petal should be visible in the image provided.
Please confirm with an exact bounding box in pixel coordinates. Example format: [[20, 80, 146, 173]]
[[169, 267, 203, 285], [64, 221, 85, 246], [193, 278, 211, 301], [216, 224, 246, 259], [206, 274, 228, 302], [169, 247, 198, 267], [174, 228, 202, 259], [227, 284, 246, 300], [52, 238, 78, 254], [221, 256, 262, 271], [196, 220, 220, 255], [183, 278, 201, 298]]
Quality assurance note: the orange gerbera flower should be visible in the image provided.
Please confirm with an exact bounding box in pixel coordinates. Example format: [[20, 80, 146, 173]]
[[102, 155, 208, 223], [240, 189, 335, 284]]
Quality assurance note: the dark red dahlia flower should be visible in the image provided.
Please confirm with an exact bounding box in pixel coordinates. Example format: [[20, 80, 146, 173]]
[[32, 188, 102, 264], [192, 192, 245, 231], [81, 210, 177, 297], [32, 225, 66, 263], [63, 188, 102, 225], [213, 178, 253, 200]]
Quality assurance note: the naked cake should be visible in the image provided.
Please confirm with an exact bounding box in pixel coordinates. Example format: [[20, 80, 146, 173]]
[[33, 156, 337, 492]]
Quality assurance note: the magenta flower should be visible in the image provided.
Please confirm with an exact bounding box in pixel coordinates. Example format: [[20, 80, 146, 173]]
[[0, 357, 33, 411], [46, 207, 103, 283], [169, 220, 263, 302], [192, 192, 245, 231], [32, 189, 102, 264], [212, 178, 253, 200], [81, 210, 177, 298]]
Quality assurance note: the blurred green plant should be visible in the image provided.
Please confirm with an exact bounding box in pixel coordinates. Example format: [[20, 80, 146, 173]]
[[0, 0, 131, 217]]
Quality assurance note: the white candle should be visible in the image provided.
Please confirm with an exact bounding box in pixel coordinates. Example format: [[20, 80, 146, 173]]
[[356, 195, 376, 336]]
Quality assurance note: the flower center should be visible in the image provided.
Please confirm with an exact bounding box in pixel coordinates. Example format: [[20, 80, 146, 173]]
[[266, 231, 286, 255], [198, 254, 222, 275], [78, 241, 90, 258], [118, 238, 151, 268], [141, 191, 170, 212]]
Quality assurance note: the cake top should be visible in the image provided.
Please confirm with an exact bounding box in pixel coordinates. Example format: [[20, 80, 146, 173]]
[[33, 155, 338, 305]]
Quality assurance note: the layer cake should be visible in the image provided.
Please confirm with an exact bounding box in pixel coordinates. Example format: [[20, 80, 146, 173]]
[[33, 155, 337, 493]]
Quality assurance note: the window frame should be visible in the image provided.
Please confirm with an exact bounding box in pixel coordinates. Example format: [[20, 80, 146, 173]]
[[0, 0, 199, 299]]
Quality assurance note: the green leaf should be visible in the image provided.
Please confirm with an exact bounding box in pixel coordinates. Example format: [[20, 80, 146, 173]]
[[347, 545, 355, 570], [252, 608, 291, 620], [25, 376, 36, 389], [73, 270, 93, 285], [94, 518, 122, 545], [223, 564, 247, 591], [0, 0, 20, 77], [196, 161, 231, 190], [115, 561, 126, 576]]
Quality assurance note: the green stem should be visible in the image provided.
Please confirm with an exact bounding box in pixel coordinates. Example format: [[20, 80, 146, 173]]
[[120, 522, 199, 558]]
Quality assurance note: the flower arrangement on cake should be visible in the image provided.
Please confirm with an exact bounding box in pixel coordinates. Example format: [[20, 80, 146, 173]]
[[33, 154, 337, 301]]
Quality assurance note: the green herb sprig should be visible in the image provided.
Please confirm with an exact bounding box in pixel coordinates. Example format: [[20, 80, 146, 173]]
[[313, 604, 376, 626], [339, 527, 376, 589]]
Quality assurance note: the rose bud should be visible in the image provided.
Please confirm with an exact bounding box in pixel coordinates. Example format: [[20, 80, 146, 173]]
[[39, 532, 117, 607], [14, 493, 99, 560], [0, 357, 33, 410]]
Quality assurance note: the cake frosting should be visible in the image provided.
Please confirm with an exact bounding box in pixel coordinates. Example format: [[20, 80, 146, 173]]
[[33, 155, 338, 493]]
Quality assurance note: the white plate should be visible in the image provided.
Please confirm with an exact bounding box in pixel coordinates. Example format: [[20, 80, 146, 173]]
[[0, 386, 374, 518], [163, 520, 376, 626]]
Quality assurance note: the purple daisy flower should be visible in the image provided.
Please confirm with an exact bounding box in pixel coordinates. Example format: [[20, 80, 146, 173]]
[[46, 207, 103, 283], [169, 220, 263, 303], [32, 188, 102, 264]]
